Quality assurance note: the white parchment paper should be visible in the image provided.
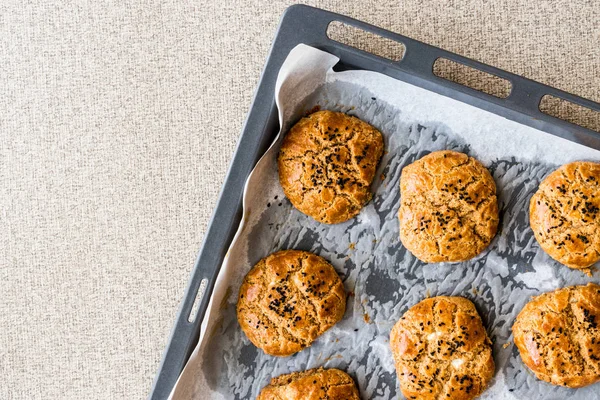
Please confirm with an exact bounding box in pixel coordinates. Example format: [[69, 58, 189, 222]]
[[169, 45, 600, 400]]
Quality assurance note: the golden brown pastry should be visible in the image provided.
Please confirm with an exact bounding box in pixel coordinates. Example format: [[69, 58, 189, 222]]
[[237, 250, 346, 357], [529, 161, 600, 270], [257, 367, 360, 400], [278, 110, 384, 224], [390, 296, 495, 400], [398, 150, 499, 263], [512, 283, 600, 388]]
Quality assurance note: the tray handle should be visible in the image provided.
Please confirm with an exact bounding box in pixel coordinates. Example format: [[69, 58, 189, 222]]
[[281, 5, 600, 135], [149, 261, 214, 400]]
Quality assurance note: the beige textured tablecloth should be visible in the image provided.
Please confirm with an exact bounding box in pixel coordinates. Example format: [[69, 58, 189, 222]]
[[1, 1, 598, 399]]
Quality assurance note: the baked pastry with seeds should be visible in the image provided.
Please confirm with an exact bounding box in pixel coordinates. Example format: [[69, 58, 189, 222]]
[[398, 150, 499, 263], [257, 367, 360, 400], [237, 250, 346, 357], [278, 110, 384, 224], [513, 283, 600, 388], [390, 296, 495, 400], [529, 161, 600, 270]]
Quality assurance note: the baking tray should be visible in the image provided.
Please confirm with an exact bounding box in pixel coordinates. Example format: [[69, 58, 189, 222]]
[[148, 5, 600, 400]]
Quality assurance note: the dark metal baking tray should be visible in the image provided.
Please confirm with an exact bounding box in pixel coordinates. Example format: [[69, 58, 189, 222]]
[[148, 5, 600, 399]]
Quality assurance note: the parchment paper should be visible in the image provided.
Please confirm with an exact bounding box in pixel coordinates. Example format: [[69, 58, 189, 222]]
[[169, 45, 600, 400]]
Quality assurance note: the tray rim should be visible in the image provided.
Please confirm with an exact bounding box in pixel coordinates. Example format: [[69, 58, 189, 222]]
[[148, 5, 600, 399]]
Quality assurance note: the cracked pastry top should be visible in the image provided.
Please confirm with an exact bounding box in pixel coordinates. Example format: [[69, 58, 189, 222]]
[[529, 161, 600, 270], [398, 150, 499, 263], [390, 296, 495, 400], [512, 283, 600, 388], [236, 250, 346, 357], [257, 367, 360, 400], [278, 110, 384, 224]]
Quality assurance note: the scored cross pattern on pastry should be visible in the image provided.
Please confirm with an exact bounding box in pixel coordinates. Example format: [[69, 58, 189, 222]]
[[257, 368, 360, 400], [513, 283, 600, 388], [530, 161, 600, 270], [237, 250, 346, 357], [399, 150, 499, 263], [390, 296, 495, 400], [278, 110, 384, 224]]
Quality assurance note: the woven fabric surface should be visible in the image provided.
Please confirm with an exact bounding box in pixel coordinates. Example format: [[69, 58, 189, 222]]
[[1, 1, 598, 399]]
